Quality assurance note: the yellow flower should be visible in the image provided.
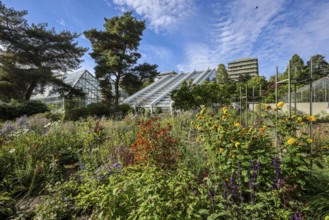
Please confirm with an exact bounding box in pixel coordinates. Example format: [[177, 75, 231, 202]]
[[259, 127, 266, 132], [221, 115, 226, 120], [219, 148, 224, 153], [223, 107, 228, 114], [234, 122, 240, 127], [307, 116, 317, 122], [277, 101, 284, 108], [248, 127, 253, 133], [287, 137, 296, 145], [306, 138, 313, 144], [297, 117, 303, 123], [200, 108, 205, 116], [235, 142, 241, 148]]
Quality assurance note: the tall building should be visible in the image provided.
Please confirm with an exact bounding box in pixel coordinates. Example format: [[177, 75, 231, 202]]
[[228, 58, 259, 80]]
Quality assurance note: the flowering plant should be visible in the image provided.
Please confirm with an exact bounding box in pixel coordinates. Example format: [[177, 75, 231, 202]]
[[193, 104, 326, 218], [131, 118, 181, 169]]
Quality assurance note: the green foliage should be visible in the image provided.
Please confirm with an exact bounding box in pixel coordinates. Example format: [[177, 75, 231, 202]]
[[0, 2, 87, 101], [121, 63, 160, 95], [0, 192, 16, 219], [171, 81, 229, 111], [0, 100, 49, 121], [192, 106, 327, 218], [120, 72, 143, 95], [131, 118, 181, 169], [306, 54, 329, 80], [35, 165, 204, 219], [216, 63, 228, 84], [64, 107, 87, 121], [85, 11, 145, 110], [65, 103, 114, 121], [284, 54, 305, 78], [0, 109, 329, 219], [86, 103, 112, 118], [118, 103, 132, 116]]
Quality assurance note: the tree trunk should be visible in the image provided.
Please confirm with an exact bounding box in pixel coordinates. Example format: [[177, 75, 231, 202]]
[[24, 80, 37, 100], [114, 79, 120, 112]]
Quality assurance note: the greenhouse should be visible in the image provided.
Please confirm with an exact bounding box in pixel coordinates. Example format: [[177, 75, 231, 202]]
[[123, 68, 216, 113], [31, 70, 100, 112], [282, 76, 329, 103]]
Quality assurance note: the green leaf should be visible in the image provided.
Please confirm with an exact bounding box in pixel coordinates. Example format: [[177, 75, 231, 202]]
[[199, 209, 209, 215]]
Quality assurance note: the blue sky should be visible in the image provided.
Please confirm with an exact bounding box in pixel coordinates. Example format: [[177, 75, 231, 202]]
[[3, 0, 329, 78]]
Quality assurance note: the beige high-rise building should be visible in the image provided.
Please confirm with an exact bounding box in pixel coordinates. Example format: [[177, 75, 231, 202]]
[[228, 58, 259, 80]]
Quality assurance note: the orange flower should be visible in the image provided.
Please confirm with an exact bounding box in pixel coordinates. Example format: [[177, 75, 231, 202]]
[[307, 116, 317, 122]]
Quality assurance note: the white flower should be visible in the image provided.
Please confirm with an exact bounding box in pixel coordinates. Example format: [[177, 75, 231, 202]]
[[44, 122, 51, 128], [9, 149, 15, 154]]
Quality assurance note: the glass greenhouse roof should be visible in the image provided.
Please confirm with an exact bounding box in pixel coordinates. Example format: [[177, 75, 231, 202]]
[[283, 76, 329, 103]]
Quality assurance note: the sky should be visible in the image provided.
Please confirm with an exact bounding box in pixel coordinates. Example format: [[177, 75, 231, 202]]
[[2, 0, 329, 78]]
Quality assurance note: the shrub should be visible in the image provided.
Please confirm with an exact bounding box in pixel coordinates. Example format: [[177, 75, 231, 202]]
[[118, 103, 131, 116], [64, 107, 87, 121], [131, 118, 181, 169], [192, 105, 327, 219], [0, 101, 49, 121], [0, 192, 16, 219], [86, 103, 111, 118]]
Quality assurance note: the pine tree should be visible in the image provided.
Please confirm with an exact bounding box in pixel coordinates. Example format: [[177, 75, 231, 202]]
[[0, 2, 87, 101], [84, 11, 145, 111]]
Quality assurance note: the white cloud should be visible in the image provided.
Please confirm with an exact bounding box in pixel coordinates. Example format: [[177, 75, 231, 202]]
[[178, 0, 329, 77], [112, 0, 195, 32], [177, 0, 286, 73], [104, 0, 112, 8], [212, 0, 285, 57], [252, 0, 329, 75], [177, 43, 217, 72], [56, 18, 66, 27], [140, 44, 172, 62]]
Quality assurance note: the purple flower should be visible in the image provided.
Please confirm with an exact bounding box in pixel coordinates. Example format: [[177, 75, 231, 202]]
[[273, 156, 281, 190], [78, 159, 87, 171], [237, 162, 244, 204], [112, 162, 121, 172], [248, 160, 260, 204], [0, 123, 16, 135], [256, 161, 261, 174], [230, 174, 238, 201], [293, 211, 300, 220], [62, 197, 71, 202], [222, 182, 228, 200], [208, 189, 214, 198], [16, 115, 28, 128]]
